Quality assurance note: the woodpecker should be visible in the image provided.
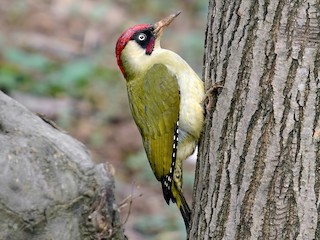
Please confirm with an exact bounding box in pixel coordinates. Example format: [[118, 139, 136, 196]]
[[115, 12, 204, 229]]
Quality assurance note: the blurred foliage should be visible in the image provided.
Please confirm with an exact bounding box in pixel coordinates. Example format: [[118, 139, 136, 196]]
[[126, 150, 156, 182], [0, 0, 208, 239], [0, 46, 122, 98]]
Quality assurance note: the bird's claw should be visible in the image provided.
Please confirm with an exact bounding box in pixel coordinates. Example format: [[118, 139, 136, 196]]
[[202, 82, 223, 115]]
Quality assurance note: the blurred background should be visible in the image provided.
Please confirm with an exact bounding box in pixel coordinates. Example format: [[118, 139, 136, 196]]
[[0, 0, 208, 239]]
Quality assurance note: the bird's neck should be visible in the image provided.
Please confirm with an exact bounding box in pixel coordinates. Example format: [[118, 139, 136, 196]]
[[120, 42, 164, 80]]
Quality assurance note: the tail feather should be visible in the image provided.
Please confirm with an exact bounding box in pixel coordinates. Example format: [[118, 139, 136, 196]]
[[161, 175, 191, 229], [172, 184, 191, 231], [176, 186, 191, 230]]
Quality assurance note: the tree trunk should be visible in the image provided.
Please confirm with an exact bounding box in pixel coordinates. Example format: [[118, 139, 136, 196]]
[[0, 91, 125, 240], [190, 0, 320, 239]]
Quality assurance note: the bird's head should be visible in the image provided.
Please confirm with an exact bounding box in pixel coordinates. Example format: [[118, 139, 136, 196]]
[[115, 12, 181, 78]]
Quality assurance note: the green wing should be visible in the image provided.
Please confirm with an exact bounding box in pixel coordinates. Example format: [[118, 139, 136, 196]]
[[127, 63, 180, 181]]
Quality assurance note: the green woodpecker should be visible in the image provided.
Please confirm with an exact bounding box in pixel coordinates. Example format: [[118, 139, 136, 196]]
[[115, 12, 204, 229]]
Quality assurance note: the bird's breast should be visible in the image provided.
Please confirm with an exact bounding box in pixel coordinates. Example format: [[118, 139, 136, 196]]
[[177, 70, 204, 140]]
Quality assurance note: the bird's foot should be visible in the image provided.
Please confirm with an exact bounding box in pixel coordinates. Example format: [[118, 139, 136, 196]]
[[202, 82, 223, 115]]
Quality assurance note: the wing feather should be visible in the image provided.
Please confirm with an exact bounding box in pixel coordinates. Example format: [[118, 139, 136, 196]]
[[127, 63, 180, 180]]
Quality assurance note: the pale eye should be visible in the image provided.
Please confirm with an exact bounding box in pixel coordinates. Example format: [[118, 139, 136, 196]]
[[138, 33, 147, 41]]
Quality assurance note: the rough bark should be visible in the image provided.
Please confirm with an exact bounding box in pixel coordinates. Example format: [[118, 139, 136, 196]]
[[190, 0, 320, 239], [0, 91, 125, 240]]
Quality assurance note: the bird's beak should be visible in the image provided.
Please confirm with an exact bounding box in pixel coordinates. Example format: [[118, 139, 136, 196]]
[[153, 11, 181, 38]]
